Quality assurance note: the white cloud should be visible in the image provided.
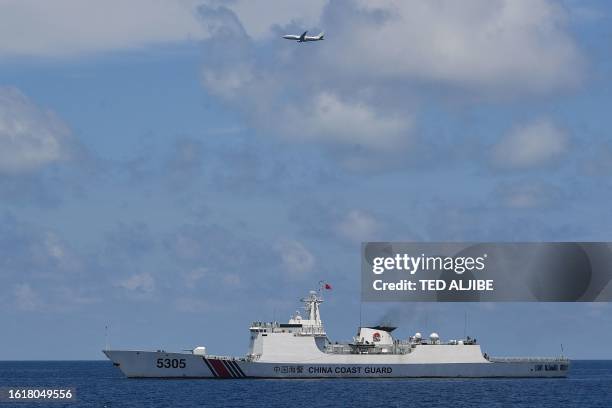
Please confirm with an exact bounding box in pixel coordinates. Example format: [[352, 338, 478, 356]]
[[210, 0, 584, 97], [0, 214, 82, 276], [320, 0, 584, 95], [492, 118, 569, 169], [201, 63, 255, 100], [218, 0, 326, 39], [1, 0, 583, 98], [117, 272, 155, 294], [280, 92, 413, 152], [0, 0, 210, 57], [38, 232, 82, 272], [0, 87, 75, 174], [183, 267, 208, 289], [200, 57, 414, 153], [198, 4, 416, 154], [197, 0, 584, 167], [13, 283, 41, 311], [0, 0, 327, 57], [335, 210, 382, 243], [0, 216, 98, 312], [276, 240, 315, 279], [2, 1, 583, 169]]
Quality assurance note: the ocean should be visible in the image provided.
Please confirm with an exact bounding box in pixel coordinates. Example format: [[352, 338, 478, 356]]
[[0, 360, 610, 407]]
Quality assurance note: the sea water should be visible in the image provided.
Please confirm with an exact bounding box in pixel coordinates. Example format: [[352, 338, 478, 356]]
[[0, 360, 610, 407]]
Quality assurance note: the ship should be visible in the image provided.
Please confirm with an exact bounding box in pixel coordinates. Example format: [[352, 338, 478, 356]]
[[104, 286, 569, 378]]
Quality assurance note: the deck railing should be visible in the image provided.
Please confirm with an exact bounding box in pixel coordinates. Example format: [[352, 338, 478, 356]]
[[489, 357, 569, 362], [203, 354, 244, 361]]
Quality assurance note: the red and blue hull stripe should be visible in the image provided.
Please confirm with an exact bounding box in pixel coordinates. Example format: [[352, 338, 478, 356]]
[[203, 357, 246, 378]]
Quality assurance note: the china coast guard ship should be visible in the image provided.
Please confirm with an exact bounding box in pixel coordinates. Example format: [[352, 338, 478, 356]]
[[104, 285, 569, 378]]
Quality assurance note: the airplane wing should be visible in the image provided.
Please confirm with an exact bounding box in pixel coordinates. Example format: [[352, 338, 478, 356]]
[[299, 31, 308, 41]]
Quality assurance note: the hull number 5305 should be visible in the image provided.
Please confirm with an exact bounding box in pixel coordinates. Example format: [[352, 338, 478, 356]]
[[156, 358, 186, 369]]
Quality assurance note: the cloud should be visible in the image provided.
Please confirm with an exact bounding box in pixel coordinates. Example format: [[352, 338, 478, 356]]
[[197, 0, 584, 168], [0, 0, 329, 57], [13, 283, 41, 311], [0, 87, 77, 174], [0, 214, 104, 311], [199, 21, 414, 159], [0, 0, 583, 98], [202, 0, 583, 96], [276, 240, 315, 279], [164, 223, 279, 272], [289, 200, 394, 245], [495, 180, 563, 209], [0, 214, 81, 276], [0, 0, 211, 57], [162, 223, 328, 300], [11, 283, 97, 312], [201, 4, 409, 157], [318, 0, 584, 95], [183, 267, 208, 290], [334, 209, 382, 243], [278, 92, 413, 152], [491, 118, 569, 169], [209, 0, 327, 40], [39, 231, 82, 272], [117, 272, 155, 294], [201, 0, 584, 97]]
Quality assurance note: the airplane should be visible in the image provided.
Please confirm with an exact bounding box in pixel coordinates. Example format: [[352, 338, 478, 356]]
[[282, 31, 324, 42]]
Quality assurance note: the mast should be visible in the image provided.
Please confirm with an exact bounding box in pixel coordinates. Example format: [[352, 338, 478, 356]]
[[301, 290, 324, 327]]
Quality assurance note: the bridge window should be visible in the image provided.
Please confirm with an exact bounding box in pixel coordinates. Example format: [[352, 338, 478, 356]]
[[560, 364, 568, 371], [545, 364, 558, 371]]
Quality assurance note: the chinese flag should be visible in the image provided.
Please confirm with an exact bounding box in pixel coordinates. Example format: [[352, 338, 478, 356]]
[[324, 283, 332, 290]]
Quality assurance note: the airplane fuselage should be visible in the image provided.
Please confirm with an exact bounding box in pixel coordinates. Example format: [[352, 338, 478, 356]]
[[282, 31, 324, 42], [282, 35, 324, 42]]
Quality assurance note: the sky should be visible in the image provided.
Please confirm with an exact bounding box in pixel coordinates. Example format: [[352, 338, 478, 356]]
[[1, 0, 612, 360]]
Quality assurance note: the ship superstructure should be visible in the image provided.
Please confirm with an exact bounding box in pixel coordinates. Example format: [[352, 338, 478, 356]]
[[104, 286, 569, 378]]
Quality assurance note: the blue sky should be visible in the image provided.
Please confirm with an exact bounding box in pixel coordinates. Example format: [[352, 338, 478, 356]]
[[1, 0, 612, 359]]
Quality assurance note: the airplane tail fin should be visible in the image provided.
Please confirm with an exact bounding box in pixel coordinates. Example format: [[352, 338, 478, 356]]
[[318, 32, 325, 40]]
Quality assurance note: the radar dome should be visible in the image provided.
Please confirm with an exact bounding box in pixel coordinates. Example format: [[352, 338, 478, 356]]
[[415, 332, 422, 339], [429, 333, 439, 343]]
